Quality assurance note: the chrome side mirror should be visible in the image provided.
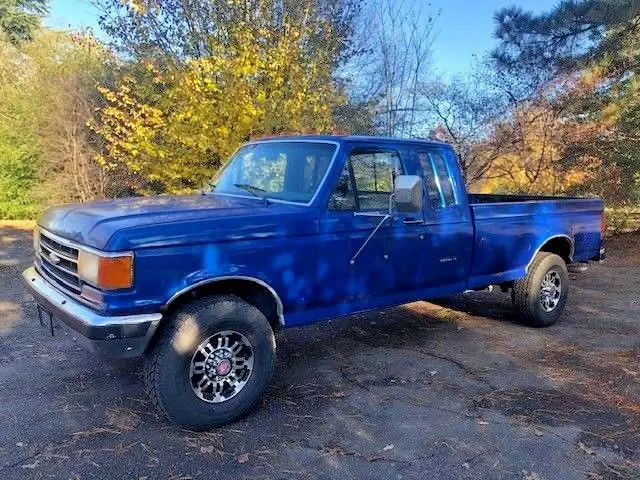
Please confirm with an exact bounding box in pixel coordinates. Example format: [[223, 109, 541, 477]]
[[394, 175, 423, 214]]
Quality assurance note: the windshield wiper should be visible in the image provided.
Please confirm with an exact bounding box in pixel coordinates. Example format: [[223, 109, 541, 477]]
[[233, 183, 271, 205]]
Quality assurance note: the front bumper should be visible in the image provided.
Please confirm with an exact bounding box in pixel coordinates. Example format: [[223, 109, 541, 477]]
[[22, 267, 162, 358]]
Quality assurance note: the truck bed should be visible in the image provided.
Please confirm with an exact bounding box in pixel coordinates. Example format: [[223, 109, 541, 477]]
[[466, 193, 604, 290], [468, 193, 589, 203]]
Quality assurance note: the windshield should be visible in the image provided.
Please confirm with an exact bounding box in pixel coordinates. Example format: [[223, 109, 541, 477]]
[[212, 141, 337, 204]]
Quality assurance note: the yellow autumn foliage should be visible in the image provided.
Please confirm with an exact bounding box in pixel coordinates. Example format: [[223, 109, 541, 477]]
[[94, 17, 342, 195], [480, 104, 597, 195]]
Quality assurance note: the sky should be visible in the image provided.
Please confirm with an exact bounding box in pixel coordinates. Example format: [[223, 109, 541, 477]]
[[45, 0, 560, 77]]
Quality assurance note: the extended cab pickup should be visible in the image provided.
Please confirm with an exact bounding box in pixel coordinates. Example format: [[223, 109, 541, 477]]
[[23, 135, 605, 429]]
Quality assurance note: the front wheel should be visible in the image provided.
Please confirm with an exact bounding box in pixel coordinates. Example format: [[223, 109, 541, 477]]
[[512, 252, 569, 327], [144, 295, 276, 430]]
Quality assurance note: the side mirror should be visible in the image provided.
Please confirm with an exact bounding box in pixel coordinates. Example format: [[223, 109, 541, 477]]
[[394, 175, 423, 214]]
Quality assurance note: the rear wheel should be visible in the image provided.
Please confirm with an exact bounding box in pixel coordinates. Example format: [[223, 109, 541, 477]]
[[512, 252, 569, 327], [144, 294, 276, 430]]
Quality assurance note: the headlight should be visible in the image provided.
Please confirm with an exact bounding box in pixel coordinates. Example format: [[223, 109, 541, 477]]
[[78, 250, 134, 290]]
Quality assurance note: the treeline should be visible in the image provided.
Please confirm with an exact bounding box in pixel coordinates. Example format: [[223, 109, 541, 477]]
[[0, 0, 638, 219]]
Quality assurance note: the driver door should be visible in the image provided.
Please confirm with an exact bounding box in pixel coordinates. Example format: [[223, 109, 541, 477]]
[[318, 146, 427, 305]]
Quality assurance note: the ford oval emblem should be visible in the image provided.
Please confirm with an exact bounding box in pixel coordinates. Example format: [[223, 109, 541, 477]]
[[48, 252, 61, 265]]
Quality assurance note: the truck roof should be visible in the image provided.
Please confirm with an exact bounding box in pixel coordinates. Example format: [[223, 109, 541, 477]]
[[250, 134, 451, 148]]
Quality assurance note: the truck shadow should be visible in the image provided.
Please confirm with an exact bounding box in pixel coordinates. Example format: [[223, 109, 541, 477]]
[[0, 226, 32, 267], [429, 291, 519, 324], [0, 227, 34, 339]]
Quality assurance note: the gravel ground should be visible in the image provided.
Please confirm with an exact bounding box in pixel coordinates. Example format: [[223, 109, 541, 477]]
[[0, 225, 638, 480]]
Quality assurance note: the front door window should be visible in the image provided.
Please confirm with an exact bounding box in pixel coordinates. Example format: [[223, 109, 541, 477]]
[[329, 149, 402, 211]]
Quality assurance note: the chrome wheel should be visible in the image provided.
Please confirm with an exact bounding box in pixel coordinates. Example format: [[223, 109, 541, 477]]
[[540, 270, 562, 312], [189, 330, 254, 403]]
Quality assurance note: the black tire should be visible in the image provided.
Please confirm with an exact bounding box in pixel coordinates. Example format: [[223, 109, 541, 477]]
[[512, 252, 569, 327], [144, 294, 276, 430]]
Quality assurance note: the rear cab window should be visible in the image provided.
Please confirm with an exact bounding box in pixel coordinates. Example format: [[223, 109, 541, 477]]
[[416, 150, 458, 210]]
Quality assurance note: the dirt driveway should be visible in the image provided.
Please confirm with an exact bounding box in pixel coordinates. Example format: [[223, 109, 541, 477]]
[[0, 225, 638, 480]]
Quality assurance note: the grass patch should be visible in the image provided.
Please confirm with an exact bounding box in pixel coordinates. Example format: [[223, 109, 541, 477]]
[[0, 219, 35, 230]]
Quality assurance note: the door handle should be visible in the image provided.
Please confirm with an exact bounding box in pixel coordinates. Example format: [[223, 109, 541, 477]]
[[403, 219, 423, 225]]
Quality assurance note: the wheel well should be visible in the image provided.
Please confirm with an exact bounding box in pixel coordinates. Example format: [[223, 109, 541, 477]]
[[539, 236, 573, 264], [163, 279, 283, 331]]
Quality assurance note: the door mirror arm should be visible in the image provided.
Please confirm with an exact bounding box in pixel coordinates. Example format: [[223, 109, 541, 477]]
[[350, 175, 424, 265], [349, 212, 392, 265], [351, 193, 394, 265]]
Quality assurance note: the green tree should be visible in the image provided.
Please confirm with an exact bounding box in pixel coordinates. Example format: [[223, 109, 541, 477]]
[[0, 38, 41, 218], [0, 29, 113, 218], [0, 0, 48, 44]]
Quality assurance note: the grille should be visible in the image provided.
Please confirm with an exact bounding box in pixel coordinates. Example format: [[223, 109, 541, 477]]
[[37, 230, 81, 295]]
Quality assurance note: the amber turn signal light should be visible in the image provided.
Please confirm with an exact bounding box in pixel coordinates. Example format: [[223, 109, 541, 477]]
[[78, 250, 133, 290]]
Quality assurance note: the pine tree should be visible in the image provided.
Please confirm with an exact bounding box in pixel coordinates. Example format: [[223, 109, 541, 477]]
[[0, 0, 48, 44], [492, 0, 640, 203]]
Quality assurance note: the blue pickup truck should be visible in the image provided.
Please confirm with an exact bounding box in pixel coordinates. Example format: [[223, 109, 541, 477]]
[[23, 135, 605, 429]]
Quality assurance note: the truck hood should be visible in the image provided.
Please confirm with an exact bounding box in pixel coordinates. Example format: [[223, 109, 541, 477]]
[[38, 194, 316, 251]]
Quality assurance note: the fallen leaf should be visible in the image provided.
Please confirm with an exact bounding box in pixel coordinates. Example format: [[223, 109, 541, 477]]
[[578, 442, 596, 456], [322, 446, 342, 456], [534, 429, 544, 437], [237, 453, 249, 464], [382, 444, 394, 451], [104, 407, 141, 431], [521, 470, 542, 480], [21, 460, 39, 469]]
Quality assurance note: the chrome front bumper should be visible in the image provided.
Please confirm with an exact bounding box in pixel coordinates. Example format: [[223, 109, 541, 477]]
[[22, 267, 162, 358]]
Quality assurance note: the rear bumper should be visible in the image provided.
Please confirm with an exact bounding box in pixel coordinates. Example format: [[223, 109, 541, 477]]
[[22, 267, 162, 358]]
